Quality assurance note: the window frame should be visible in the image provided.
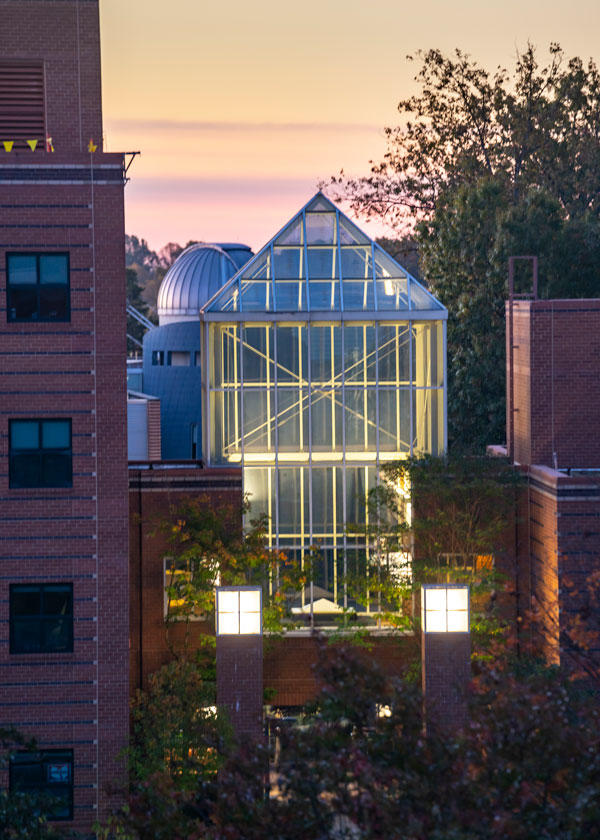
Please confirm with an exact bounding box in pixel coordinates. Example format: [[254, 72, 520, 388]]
[[9, 749, 74, 821], [9, 418, 73, 489], [6, 251, 70, 323], [9, 582, 74, 655], [164, 556, 206, 621]]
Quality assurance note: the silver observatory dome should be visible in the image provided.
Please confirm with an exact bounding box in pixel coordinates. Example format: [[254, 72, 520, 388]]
[[156, 242, 253, 325]]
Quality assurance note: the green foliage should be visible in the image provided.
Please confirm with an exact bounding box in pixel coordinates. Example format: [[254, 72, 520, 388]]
[[419, 178, 600, 449], [160, 496, 306, 655], [335, 44, 600, 228], [128, 659, 230, 790], [125, 234, 202, 321], [387, 454, 522, 568], [343, 455, 520, 645], [375, 235, 422, 280], [343, 476, 411, 622], [0, 729, 62, 840], [334, 45, 600, 450], [104, 644, 600, 839], [126, 266, 155, 353], [225, 645, 600, 840]]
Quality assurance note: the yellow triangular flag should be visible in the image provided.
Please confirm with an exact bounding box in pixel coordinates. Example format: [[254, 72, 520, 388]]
[[27, 139, 38, 151], [2, 141, 14, 152], [88, 138, 97, 153]]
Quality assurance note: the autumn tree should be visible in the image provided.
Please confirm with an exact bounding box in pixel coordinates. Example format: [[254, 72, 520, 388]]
[[334, 45, 600, 449], [160, 496, 306, 659], [102, 642, 600, 840]]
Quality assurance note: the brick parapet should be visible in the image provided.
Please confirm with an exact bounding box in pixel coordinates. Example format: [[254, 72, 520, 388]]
[[507, 299, 600, 469], [0, 0, 103, 153], [128, 465, 243, 691]]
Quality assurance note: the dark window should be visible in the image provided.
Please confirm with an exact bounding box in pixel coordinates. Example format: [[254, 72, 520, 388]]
[[7, 253, 70, 322], [9, 419, 72, 488], [10, 583, 73, 654], [191, 423, 199, 459], [10, 750, 73, 821], [152, 350, 164, 366]]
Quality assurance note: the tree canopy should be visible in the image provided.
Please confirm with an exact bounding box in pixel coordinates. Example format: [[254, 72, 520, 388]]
[[125, 235, 201, 321], [334, 45, 600, 450], [336, 44, 600, 228], [101, 643, 600, 840]]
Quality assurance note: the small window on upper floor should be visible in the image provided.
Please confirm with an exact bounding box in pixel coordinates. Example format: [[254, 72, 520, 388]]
[[10, 749, 74, 821], [164, 557, 206, 621], [10, 583, 73, 654], [9, 418, 72, 488], [191, 423, 199, 459], [7, 253, 70, 322], [168, 351, 191, 367], [152, 350, 165, 366]]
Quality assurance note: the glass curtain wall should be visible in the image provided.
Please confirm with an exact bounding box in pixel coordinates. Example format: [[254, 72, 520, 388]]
[[202, 194, 447, 616]]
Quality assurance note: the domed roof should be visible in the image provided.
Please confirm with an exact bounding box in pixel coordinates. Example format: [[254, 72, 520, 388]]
[[157, 243, 253, 325]]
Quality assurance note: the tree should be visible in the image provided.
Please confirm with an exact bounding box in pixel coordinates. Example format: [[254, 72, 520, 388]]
[[342, 454, 521, 651], [125, 236, 203, 321], [0, 729, 62, 840], [103, 642, 600, 839], [333, 45, 600, 450], [390, 453, 521, 570], [375, 235, 422, 281], [127, 659, 229, 790], [335, 44, 600, 229], [419, 178, 600, 448], [160, 496, 306, 658], [126, 267, 155, 353]]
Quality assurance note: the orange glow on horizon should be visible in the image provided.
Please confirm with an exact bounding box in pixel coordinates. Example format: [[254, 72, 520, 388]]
[[99, 0, 600, 250]]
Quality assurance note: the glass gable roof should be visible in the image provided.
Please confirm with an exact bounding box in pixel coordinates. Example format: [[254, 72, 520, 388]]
[[203, 193, 445, 315]]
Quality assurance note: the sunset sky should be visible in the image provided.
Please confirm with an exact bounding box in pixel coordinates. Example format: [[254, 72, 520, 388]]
[[99, 0, 600, 253]]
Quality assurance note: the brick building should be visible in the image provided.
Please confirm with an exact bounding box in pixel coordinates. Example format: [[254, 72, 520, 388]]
[[494, 298, 600, 669], [127, 458, 418, 708], [0, 0, 129, 832], [129, 463, 243, 690]]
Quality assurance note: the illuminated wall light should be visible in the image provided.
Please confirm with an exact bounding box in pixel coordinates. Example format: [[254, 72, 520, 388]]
[[421, 584, 470, 633], [216, 586, 262, 636]]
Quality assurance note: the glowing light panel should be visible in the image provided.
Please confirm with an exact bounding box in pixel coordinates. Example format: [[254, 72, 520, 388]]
[[216, 586, 262, 635], [421, 584, 469, 633]]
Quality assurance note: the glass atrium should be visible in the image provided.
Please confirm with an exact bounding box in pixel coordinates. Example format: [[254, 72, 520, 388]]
[[200, 194, 447, 615]]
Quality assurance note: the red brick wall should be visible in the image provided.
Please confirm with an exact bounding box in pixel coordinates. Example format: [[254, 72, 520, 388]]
[[0, 160, 129, 831], [508, 300, 600, 469], [505, 299, 600, 670], [513, 465, 600, 670], [0, 0, 103, 152], [128, 466, 243, 691], [263, 634, 419, 707], [422, 632, 470, 731], [128, 468, 418, 710], [0, 4, 127, 832], [217, 635, 263, 739]]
